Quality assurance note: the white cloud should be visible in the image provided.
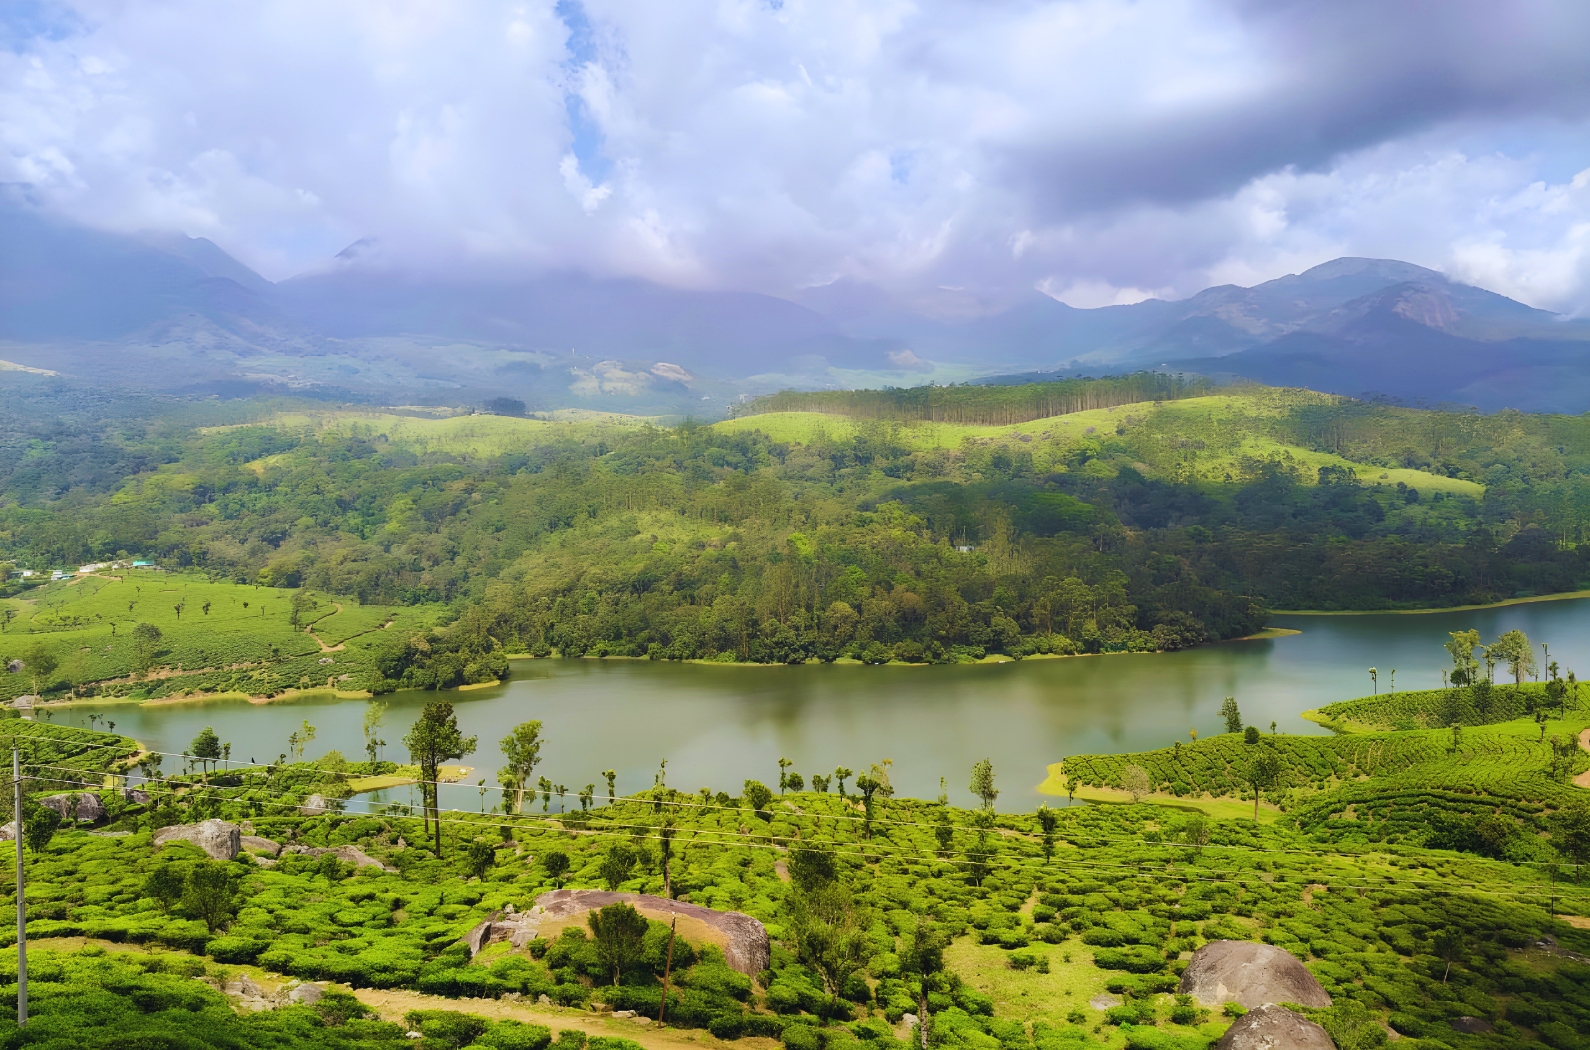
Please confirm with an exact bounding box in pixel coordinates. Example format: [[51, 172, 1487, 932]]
[[0, 0, 1588, 315]]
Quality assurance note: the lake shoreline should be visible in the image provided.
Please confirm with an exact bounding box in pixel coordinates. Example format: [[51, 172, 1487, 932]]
[[1272, 588, 1590, 616]]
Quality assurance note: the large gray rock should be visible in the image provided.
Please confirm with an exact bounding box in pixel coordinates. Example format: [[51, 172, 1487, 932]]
[[41, 792, 105, 823], [534, 889, 770, 975], [300, 794, 330, 816], [240, 835, 281, 856], [121, 788, 151, 805], [1216, 1004, 1334, 1050], [153, 819, 241, 861], [1181, 940, 1331, 1010], [281, 843, 395, 872]]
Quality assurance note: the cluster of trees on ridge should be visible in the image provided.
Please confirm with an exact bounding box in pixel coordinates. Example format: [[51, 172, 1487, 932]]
[[4, 380, 1590, 668]]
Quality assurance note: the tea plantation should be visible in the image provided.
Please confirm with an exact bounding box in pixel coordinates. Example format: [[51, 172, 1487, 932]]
[[0, 699, 1587, 1050]]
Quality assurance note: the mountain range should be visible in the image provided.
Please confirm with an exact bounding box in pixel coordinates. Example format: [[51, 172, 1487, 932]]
[[3, 198, 1588, 413]]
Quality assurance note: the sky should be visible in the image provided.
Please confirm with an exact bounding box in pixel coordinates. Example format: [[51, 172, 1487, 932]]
[[3, 0, 1590, 315]]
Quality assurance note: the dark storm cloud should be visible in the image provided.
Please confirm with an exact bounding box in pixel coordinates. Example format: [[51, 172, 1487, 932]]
[[1008, 0, 1590, 215]]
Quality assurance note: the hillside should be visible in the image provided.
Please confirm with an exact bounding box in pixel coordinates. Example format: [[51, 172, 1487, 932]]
[[5, 379, 1590, 701], [1, 686, 1588, 1048]]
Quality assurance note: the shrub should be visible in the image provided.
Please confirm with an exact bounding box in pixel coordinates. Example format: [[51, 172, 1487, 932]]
[[405, 1009, 490, 1048], [1092, 946, 1167, 973], [205, 935, 265, 964]]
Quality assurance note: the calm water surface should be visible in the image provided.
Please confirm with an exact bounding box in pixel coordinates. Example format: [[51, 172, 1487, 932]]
[[66, 598, 1590, 811]]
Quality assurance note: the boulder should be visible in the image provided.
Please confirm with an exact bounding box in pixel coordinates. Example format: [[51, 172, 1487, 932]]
[[0, 821, 14, 841], [1215, 1004, 1334, 1050], [288, 983, 324, 1005], [534, 889, 770, 975], [121, 788, 151, 805], [41, 792, 106, 823], [240, 835, 281, 857], [10, 695, 35, 709], [153, 819, 241, 861], [300, 794, 330, 816], [280, 843, 395, 872], [1181, 940, 1331, 1010]]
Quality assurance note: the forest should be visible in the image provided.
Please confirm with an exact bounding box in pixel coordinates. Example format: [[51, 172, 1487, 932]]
[[3, 379, 1590, 681]]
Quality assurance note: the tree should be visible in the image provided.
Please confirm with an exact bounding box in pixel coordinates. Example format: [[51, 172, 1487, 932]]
[[900, 921, 948, 1048], [1431, 929, 1464, 984], [933, 813, 955, 857], [190, 726, 222, 779], [589, 902, 650, 986], [142, 863, 186, 913], [466, 839, 496, 881], [131, 623, 162, 673], [497, 720, 543, 815], [743, 779, 773, 819], [22, 644, 58, 696], [21, 796, 60, 854], [1554, 800, 1590, 881], [1220, 697, 1242, 734], [833, 766, 852, 798], [1243, 725, 1260, 744], [854, 773, 881, 838], [542, 849, 570, 887], [1121, 764, 1150, 802], [362, 701, 388, 764], [603, 770, 617, 804], [969, 758, 998, 811], [403, 701, 478, 856], [1246, 748, 1284, 820], [182, 861, 236, 932], [788, 846, 837, 892], [288, 719, 316, 762], [1180, 813, 1211, 860], [786, 879, 871, 998], [778, 756, 792, 794], [599, 843, 636, 890], [1036, 803, 1057, 862], [538, 775, 552, 812], [1490, 629, 1538, 687]]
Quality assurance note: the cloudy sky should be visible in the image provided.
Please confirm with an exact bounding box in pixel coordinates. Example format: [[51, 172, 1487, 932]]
[[4, 0, 1590, 314]]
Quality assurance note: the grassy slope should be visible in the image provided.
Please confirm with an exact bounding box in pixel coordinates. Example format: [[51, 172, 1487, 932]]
[[208, 409, 662, 461], [0, 570, 433, 703], [716, 395, 1484, 496]]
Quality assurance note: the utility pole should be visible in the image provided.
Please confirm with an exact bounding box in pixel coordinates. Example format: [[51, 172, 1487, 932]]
[[13, 748, 25, 1027]]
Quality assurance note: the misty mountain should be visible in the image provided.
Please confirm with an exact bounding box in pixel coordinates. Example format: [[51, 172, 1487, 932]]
[[3, 199, 1588, 412]]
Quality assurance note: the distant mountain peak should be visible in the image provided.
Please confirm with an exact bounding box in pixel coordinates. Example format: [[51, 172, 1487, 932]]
[[1289, 257, 1445, 284]]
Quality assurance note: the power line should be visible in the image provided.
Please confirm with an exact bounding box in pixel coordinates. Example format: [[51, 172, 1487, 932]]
[[27, 765, 1590, 912]]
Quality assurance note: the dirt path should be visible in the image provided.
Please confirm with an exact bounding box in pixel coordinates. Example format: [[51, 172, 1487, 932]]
[[353, 988, 766, 1050], [305, 603, 346, 652], [1574, 728, 1590, 788]]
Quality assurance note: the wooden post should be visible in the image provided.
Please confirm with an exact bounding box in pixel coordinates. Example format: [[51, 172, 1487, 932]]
[[13, 748, 26, 1027], [656, 915, 677, 1024]]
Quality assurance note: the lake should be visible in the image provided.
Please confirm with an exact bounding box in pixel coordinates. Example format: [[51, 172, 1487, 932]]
[[61, 597, 1590, 812]]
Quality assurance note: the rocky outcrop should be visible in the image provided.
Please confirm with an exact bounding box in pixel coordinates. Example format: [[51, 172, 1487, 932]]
[[240, 835, 282, 856], [280, 843, 395, 872], [533, 889, 770, 975], [41, 792, 105, 823], [121, 788, 151, 805], [300, 794, 330, 816], [1181, 940, 1331, 1010], [153, 819, 241, 861], [1215, 1004, 1334, 1049]]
